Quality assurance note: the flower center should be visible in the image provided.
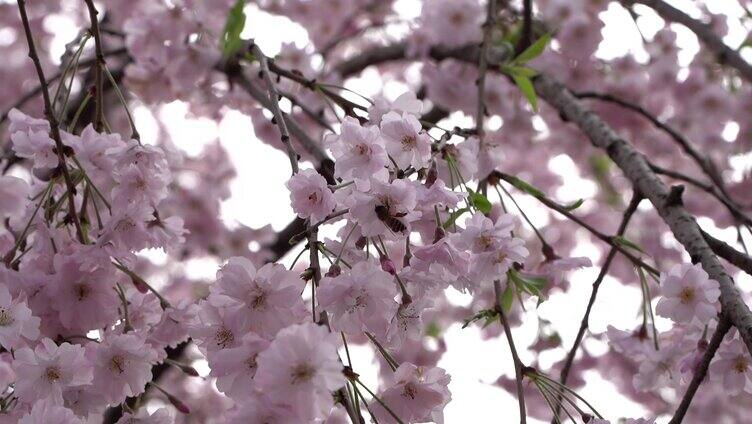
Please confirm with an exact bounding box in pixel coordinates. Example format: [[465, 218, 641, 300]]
[[449, 11, 465, 26], [734, 357, 748, 374], [0, 308, 15, 326], [355, 144, 370, 156], [402, 382, 417, 399], [109, 355, 128, 374], [401, 135, 416, 150], [245, 354, 258, 373], [215, 326, 235, 349], [74, 283, 91, 301], [290, 363, 316, 384], [308, 192, 319, 204], [44, 366, 62, 382], [679, 287, 696, 304]]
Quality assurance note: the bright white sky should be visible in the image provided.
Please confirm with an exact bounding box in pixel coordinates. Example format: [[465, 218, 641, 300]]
[[39, 0, 748, 421]]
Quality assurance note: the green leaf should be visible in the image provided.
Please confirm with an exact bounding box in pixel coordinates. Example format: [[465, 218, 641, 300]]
[[500, 64, 538, 78], [508, 270, 549, 307], [563, 199, 584, 211], [443, 207, 470, 229], [221, 0, 247, 57], [515, 33, 552, 64], [613, 235, 646, 254], [511, 74, 538, 112], [500, 284, 514, 312], [505, 175, 545, 198], [467, 190, 492, 215], [462, 309, 498, 329]]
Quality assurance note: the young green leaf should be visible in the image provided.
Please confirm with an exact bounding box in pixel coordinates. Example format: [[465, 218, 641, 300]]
[[505, 175, 545, 198], [500, 64, 539, 78], [467, 190, 492, 215], [563, 199, 585, 211], [221, 0, 247, 58], [500, 283, 515, 312], [462, 309, 498, 329], [515, 33, 552, 64], [443, 207, 470, 229], [511, 74, 538, 112], [613, 235, 646, 254]]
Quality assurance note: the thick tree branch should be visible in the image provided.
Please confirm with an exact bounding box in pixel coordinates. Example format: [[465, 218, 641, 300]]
[[332, 42, 752, 356], [624, 0, 752, 83], [533, 74, 752, 355]]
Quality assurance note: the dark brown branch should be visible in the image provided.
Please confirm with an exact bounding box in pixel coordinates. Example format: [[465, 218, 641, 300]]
[[495, 172, 658, 275], [574, 91, 745, 221], [249, 43, 300, 175], [624, 0, 752, 83], [494, 280, 527, 424], [703, 230, 752, 277], [15, 0, 85, 244], [668, 317, 732, 424], [476, 0, 497, 138], [554, 192, 641, 420], [82, 0, 106, 131], [516, 0, 533, 54]]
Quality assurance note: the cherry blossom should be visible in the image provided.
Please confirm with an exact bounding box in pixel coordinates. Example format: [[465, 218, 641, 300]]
[[287, 168, 337, 222], [656, 263, 721, 325], [13, 338, 92, 405]]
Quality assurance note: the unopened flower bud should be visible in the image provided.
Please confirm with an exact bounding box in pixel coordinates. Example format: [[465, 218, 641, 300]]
[[380, 257, 396, 275]]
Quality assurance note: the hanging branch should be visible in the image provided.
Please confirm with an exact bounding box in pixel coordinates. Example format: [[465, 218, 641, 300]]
[[494, 280, 528, 423], [668, 317, 732, 424], [553, 192, 642, 419], [15, 0, 86, 244], [82, 0, 106, 131], [476, 0, 498, 139]]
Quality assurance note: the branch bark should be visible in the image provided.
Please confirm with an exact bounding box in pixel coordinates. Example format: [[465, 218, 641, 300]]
[[332, 42, 752, 356], [533, 74, 752, 355]]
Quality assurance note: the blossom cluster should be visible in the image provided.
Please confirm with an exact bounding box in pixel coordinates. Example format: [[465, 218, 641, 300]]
[[0, 0, 750, 422]]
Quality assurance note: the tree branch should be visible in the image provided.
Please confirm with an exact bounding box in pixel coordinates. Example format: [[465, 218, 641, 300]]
[[533, 73, 752, 356], [331, 41, 752, 356], [494, 280, 527, 424], [16, 0, 86, 244], [624, 0, 752, 83]]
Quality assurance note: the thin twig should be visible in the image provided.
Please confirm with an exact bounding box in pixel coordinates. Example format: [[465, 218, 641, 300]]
[[668, 317, 732, 424], [553, 193, 641, 421], [249, 43, 299, 175], [494, 280, 527, 423], [82, 0, 106, 131], [16, 0, 86, 244]]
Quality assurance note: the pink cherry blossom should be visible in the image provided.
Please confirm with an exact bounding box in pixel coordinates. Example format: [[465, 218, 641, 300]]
[[88, 333, 159, 404], [13, 338, 93, 405], [0, 175, 29, 218], [380, 112, 432, 170], [208, 332, 270, 399], [19, 399, 83, 424], [328, 117, 388, 191], [254, 323, 346, 421], [371, 362, 451, 424], [710, 338, 752, 395], [286, 168, 337, 222], [0, 284, 40, 350], [656, 263, 721, 325], [318, 260, 399, 336], [208, 257, 306, 338]]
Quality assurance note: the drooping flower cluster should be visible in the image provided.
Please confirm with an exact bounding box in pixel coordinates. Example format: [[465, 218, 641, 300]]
[[1, 0, 751, 422]]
